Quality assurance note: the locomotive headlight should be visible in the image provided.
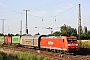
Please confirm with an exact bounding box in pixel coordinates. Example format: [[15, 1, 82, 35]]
[[75, 44, 78, 46], [68, 44, 71, 46]]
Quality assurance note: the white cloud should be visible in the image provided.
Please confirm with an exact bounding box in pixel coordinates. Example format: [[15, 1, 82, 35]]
[[32, 11, 46, 16], [0, 2, 6, 6]]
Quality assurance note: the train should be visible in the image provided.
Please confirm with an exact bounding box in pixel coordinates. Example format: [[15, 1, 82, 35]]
[[0, 35, 78, 52]]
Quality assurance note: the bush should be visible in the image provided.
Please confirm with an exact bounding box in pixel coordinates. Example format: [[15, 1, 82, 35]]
[[0, 54, 3, 60], [14, 52, 51, 60], [25, 53, 37, 60], [37, 55, 44, 60], [0, 52, 7, 60], [0, 52, 52, 60], [43, 57, 51, 60]]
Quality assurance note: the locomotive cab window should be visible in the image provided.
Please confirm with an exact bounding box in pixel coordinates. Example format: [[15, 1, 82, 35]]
[[67, 38, 77, 42], [63, 39, 64, 42]]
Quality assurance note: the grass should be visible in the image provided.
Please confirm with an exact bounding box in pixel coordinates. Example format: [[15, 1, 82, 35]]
[[0, 51, 52, 60], [14, 52, 52, 60], [0, 44, 52, 60]]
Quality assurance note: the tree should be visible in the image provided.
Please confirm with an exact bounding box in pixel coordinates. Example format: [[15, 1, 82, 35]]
[[71, 28, 77, 36], [50, 24, 77, 36], [15, 34, 20, 36], [8, 33, 14, 36], [80, 26, 89, 40], [81, 32, 89, 40], [60, 24, 68, 35], [60, 24, 77, 36], [52, 31, 60, 36], [0, 33, 4, 36], [50, 24, 90, 40], [23, 34, 26, 36], [86, 30, 90, 39], [87, 30, 90, 34]]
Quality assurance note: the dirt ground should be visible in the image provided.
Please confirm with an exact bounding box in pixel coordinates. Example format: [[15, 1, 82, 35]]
[[0, 47, 90, 60]]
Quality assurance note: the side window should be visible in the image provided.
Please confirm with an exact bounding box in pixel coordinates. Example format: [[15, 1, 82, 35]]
[[63, 39, 64, 42]]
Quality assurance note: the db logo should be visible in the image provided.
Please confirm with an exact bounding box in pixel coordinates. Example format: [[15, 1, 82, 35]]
[[48, 41, 54, 45]]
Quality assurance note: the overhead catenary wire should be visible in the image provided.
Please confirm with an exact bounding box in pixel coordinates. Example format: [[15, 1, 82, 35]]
[[0, 0, 68, 19], [55, 4, 78, 17], [4, 20, 21, 34], [0, 1, 80, 35], [31, 0, 67, 10], [31, 0, 57, 10], [43, 4, 78, 18], [32, 4, 78, 22], [0, 7, 42, 18], [0, 3, 78, 21], [5, 20, 21, 28]]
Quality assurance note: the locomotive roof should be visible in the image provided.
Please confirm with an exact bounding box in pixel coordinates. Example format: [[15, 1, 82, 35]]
[[43, 36, 61, 38], [21, 35, 41, 39]]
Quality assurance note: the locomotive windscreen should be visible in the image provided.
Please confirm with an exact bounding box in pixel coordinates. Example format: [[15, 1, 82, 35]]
[[67, 38, 77, 42]]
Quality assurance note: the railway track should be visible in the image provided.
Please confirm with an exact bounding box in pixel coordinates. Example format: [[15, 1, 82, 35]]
[[0, 46, 72, 60], [1, 46, 90, 60], [13, 47, 64, 60], [9, 47, 76, 60]]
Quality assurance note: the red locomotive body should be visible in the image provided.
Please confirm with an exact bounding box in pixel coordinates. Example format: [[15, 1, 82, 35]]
[[67, 36, 78, 51], [40, 36, 78, 51]]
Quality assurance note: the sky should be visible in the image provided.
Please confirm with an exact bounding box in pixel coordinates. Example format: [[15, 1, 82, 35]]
[[0, 0, 90, 35]]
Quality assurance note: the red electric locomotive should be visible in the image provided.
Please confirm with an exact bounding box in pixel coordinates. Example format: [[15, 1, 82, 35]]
[[40, 36, 78, 52]]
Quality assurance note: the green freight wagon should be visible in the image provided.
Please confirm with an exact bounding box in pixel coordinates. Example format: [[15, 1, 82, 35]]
[[0, 36, 4, 44], [12, 36, 20, 45]]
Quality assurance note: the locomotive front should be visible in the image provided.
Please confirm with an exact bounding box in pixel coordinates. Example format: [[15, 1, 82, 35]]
[[67, 36, 78, 51]]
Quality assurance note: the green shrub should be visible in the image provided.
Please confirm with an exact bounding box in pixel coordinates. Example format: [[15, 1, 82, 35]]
[[14, 52, 52, 60], [43, 57, 51, 60], [37, 55, 44, 60], [0, 51, 52, 60], [6, 55, 18, 60], [0, 44, 3, 47], [0, 54, 3, 60], [0, 52, 7, 60], [14, 52, 26, 60], [9, 46, 16, 48], [23, 53, 37, 60]]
